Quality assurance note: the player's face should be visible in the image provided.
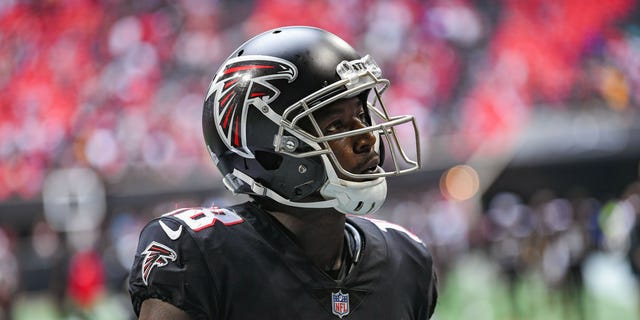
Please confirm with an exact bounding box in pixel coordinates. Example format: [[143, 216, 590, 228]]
[[315, 97, 380, 181]]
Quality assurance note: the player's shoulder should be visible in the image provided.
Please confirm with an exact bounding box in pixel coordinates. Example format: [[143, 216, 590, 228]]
[[349, 215, 426, 248], [130, 205, 251, 317], [350, 216, 435, 271], [139, 205, 249, 244]]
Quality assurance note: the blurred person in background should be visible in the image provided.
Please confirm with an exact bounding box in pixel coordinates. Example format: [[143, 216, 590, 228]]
[[128, 26, 438, 319]]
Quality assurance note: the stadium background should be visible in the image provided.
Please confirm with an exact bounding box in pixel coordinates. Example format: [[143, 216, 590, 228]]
[[1, 0, 640, 319]]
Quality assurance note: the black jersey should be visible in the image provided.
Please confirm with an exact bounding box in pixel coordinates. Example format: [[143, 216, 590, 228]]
[[129, 202, 437, 319]]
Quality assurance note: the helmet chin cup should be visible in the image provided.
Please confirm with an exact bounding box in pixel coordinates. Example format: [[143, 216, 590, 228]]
[[320, 176, 387, 215]]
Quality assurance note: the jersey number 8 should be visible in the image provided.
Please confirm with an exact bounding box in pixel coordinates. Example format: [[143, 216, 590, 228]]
[[165, 207, 244, 231]]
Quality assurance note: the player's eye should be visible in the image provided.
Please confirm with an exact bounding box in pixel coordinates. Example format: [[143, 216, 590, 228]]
[[325, 120, 344, 134], [357, 112, 369, 125]]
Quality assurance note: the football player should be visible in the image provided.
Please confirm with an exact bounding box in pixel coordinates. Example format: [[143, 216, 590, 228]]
[[129, 26, 438, 319]]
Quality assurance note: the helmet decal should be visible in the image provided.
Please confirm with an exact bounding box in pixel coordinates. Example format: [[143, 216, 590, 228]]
[[206, 55, 297, 158]]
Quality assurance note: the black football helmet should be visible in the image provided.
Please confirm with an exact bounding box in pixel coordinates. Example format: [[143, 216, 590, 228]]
[[202, 26, 420, 215]]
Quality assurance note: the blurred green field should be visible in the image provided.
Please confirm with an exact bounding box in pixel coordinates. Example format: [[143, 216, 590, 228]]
[[13, 294, 131, 320], [434, 252, 639, 320]]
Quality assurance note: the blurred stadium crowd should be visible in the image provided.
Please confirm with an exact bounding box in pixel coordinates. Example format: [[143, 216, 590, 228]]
[[1, 0, 640, 319]]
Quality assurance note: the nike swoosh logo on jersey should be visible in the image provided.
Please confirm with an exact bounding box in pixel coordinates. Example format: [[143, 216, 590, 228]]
[[159, 220, 182, 240]]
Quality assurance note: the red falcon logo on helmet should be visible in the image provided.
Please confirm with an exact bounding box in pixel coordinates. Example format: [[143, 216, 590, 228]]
[[141, 241, 177, 286], [205, 55, 298, 158]]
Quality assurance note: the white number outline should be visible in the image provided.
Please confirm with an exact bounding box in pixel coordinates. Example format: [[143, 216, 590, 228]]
[[164, 207, 244, 231]]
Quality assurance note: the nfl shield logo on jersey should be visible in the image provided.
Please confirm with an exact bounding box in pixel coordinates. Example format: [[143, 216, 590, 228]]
[[331, 290, 350, 318]]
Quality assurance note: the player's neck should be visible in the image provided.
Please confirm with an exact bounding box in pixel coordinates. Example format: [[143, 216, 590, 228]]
[[267, 208, 346, 272]]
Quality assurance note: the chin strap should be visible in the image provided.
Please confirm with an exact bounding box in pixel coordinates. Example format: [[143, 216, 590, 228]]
[[227, 167, 387, 215], [228, 169, 340, 209]]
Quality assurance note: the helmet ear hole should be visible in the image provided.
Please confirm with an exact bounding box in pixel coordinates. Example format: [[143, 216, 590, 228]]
[[255, 150, 283, 171]]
